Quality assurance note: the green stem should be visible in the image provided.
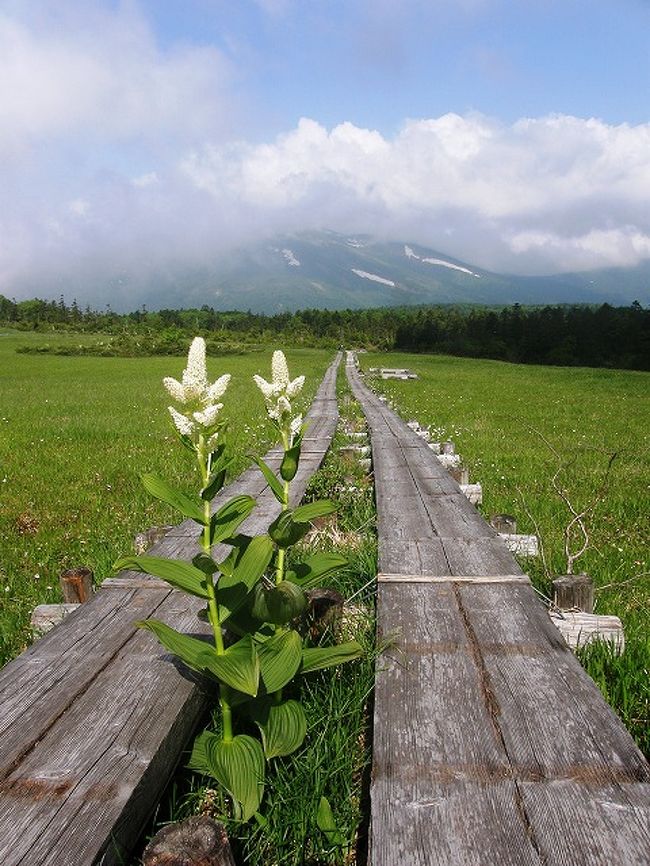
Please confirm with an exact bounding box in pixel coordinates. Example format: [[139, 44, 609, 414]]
[[275, 432, 291, 586], [198, 437, 233, 742]]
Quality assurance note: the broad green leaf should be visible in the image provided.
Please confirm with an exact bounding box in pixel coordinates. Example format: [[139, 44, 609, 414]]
[[210, 494, 256, 545], [137, 619, 215, 673], [187, 729, 216, 774], [216, 535, 275, 623], [317, 796, 346, 847], [254, 699, 306, 758], [301, 641, 363, 673], [201, 467, 227, 501], [292, 500, 337, 523], [141, 473, 205, 523], [206, 634, 260, 695], [252, 456, 286, 503], [205, 734, 265, 822], [280, 441, 301, 482], [268, 510, 310, 548], [115, 555, 208, 598], [257, 629, 303, 692], [225, 606, 275, 642], [138, 621, 259, 695], [229, 534, 275, 589], [250, 581, 307, 625], [192, 553, 218, 576], [288, 552, 348, 588]]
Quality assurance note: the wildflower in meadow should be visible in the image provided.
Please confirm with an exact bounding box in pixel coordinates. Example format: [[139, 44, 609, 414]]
[[163, 337, 230, 447], [253, 350, 304, 444]]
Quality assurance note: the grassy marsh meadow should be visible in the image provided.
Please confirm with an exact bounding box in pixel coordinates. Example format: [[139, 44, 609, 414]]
[[360, 350, 649, 752], [0, 329, 332, 665]]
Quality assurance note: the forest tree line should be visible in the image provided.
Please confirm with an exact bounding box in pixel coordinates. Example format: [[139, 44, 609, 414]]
[[1, 294, 648, 370]]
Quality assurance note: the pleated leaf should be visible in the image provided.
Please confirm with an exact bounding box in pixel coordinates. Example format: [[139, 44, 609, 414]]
[[280, 440, 301, 482], [205, 734, 265, 822], [257, 629, 303, 692], [217, 535, 275, 623], [250, 581, 307, 625], [301, 641, 363, 673], [141, 473, 205, 523], [316, 796, 346, 847], [292, 499, 336, 523], [115, 555, 208, 598], [255, 699, 307, 759], [252, 456, 285, 503], [137, 621, 259, 695], [210, 494, 256, 545], [288, 552, 348, 588]]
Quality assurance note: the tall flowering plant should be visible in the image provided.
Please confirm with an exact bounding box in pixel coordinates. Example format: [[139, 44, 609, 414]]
[[115, 342, 362, 822]]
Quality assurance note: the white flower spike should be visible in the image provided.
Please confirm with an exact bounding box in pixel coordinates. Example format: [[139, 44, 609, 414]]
[[254, 350, 305, 443], [164, 338, 231, 446]]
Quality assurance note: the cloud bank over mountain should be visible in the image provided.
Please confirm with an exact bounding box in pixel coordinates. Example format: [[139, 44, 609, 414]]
[[1, 2, 649, 306]]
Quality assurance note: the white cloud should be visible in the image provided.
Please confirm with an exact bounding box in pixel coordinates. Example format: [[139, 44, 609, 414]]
[[0, 2, 234, 159], [0, 3, 649, 304]]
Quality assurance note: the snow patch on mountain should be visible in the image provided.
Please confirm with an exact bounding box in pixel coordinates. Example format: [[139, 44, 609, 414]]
[[281, 248, 300, 266], [351, 269, 396, 287], [404, 244, 480, 277]]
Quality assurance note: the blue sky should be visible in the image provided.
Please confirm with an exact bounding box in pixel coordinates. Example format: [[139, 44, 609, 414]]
[[1, 0, 649, 305], [144, 0, 650, 133]]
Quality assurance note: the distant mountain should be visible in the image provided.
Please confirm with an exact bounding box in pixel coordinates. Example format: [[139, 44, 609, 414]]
[[139, 231, 647, 312], [27, 231, 650, 312]]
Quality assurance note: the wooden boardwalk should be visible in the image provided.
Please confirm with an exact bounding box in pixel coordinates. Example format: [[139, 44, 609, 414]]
[[346, 353, 650, 866], [0, 354, 340, 866]]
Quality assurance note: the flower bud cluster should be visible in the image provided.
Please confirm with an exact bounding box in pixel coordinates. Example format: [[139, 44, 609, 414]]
[[163, 337, 230, 449], [253, 350, 305, 442]]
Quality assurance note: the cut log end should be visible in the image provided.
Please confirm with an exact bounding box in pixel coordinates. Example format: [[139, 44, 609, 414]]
[[59, 567, 94, 603], [552, 573, 594, 613], [142, 815, 236, 866]]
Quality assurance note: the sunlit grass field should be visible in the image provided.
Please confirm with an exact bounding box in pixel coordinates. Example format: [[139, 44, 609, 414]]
[[0, 329, 332, 664], [360, 350, 649, 752]]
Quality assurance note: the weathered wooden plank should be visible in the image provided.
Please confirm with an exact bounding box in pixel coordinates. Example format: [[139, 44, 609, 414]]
[[370, 780, 541, 866], [347, 351, 650, 866], [379, 538, 449, 576], [440, 537, 523, 577], [519, 780, 650, 866], [378, 573, 529, 584]]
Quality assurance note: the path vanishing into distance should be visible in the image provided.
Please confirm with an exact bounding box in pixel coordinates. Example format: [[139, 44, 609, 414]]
[[0, 348, 648, 866], [346, 350, 650, 866]]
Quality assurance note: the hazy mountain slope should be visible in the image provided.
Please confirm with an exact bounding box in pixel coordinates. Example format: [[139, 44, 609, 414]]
[[19, 231, 649, 312]]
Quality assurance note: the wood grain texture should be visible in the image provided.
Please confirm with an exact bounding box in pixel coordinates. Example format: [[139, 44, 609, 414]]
[[346, 352, 650, 866], [0, 353, 342, 866]]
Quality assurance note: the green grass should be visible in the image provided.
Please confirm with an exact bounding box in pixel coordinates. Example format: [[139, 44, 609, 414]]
[[359, 351, 649, 754], [0, 329, 332, 664]]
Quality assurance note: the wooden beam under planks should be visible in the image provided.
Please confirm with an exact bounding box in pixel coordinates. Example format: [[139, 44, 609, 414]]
[[346, 351, 650, 866], [0, 353, 341, 866]]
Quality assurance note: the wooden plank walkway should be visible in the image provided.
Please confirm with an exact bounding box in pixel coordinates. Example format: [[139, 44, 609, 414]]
[[346, 352, 650, 866], [0, 353, 341, 866]]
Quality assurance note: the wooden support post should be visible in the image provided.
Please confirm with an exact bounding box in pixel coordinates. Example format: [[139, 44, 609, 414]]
[[552, 573, 594, 613], [59, 567, 94, 603], [490, 513, 517, 534], [450, 465, 469, 485]]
